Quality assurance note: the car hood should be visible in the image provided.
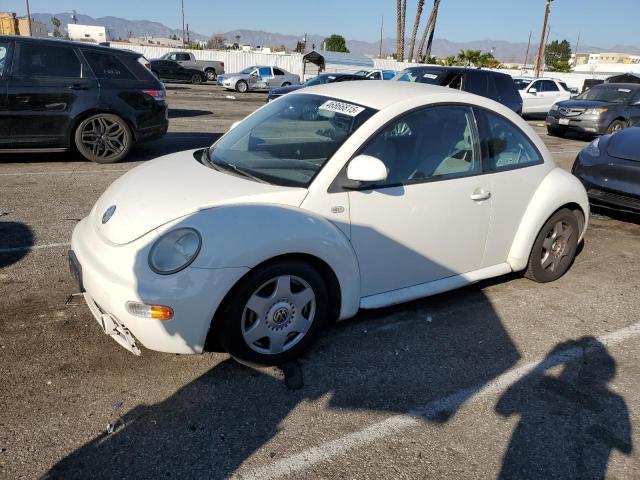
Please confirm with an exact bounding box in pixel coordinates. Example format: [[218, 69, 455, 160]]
[[92, 149, 308, 245], [606, 127, 640, 162], [555, 99, 619, 109]]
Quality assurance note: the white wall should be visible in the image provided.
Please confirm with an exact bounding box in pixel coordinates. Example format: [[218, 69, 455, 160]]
[[109, 42, 304, 77]]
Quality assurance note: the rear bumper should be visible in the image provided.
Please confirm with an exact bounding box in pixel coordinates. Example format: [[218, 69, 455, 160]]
[[70, 218, 249, 354]]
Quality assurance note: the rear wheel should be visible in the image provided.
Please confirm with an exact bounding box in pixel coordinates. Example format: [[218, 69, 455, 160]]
[[607, 120, 625, 135], [74, 113, 132, 164], [191, 73, 203, 85], [525, 208, 579, 283], [204, 69, 217, 81], [236, 80, 248, 93], [281, 82, 291, 87], [218, 260, 328, 365]]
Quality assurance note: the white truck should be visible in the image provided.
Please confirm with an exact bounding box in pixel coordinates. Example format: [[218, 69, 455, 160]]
[[157, 52, 225, 81]]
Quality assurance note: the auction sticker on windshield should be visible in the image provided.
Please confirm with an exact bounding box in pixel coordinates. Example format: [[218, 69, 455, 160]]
[[319, 100, 365, 117]]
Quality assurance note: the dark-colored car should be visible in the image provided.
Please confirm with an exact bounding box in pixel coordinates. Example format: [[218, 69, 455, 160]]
[[394, 66, 523, 114], [266, 73, 372, 101], [572, 127, 640, 213], [150, 59, 206, 85], [547, 83, 640, 138], [0, 36, 168, 163]]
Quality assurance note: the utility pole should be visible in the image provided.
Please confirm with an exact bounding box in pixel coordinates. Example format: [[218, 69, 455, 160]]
[[379, 16, 384, 58], [181, 0, 186, 47], [574, 31, 581, 65], [186, 23, 190, 45], [534, 0, 553, 77], [523, 31, 532, 72], [25, 0, 32, 36], [540, 24, 551, 77]]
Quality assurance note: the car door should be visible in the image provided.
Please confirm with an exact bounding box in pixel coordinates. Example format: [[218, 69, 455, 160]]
[[521, 80, 547, 114], [7, 41, 98, 148], [347, 105, 492, 296], [472, 107, 549, 267], [539, 80, 562, 112], [250, 67, 271, 90], [0, 39, 13, 146], [272, 67, 287, 88]]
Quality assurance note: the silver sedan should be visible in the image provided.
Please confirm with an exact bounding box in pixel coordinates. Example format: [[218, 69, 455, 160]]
[[218, 66, 300, 93]]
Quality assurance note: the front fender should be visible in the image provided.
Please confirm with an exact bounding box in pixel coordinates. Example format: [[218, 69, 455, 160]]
[[160, 204, 361, 320], [507, 168, 589, 271]]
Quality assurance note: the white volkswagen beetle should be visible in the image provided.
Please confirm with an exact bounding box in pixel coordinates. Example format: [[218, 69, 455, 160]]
[[70, 81, 589, 364]]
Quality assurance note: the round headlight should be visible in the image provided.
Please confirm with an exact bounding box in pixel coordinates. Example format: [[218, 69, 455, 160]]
[[149, 228, 202, 275]]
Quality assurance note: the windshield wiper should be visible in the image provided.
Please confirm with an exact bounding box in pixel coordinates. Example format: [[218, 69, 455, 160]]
[[210, 158, 268, 184]]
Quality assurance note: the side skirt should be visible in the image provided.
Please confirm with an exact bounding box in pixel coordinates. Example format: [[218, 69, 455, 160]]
[[359, 263, 513, 310]]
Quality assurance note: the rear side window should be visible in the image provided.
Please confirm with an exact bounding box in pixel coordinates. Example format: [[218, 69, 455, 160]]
[[494, 75, 520, 102], [273, 68, 285, 76], [486, 75, 500, 100], [83, 50, 135, 80], [259, 67, 272, 78], [0, 42, 9, 77], [16, 43, 81, 78], [540, 80, 559, 92], [477, 109, 542, 171], [465, 72, 487, 96], [176, 53, 190, 61]]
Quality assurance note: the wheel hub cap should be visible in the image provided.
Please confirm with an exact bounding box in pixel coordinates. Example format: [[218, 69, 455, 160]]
[[267, 302, 294, 330]]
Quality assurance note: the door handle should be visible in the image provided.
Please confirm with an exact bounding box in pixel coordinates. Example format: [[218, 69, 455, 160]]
[[68, 84, 89, 90], [470, 189, 492, 202]]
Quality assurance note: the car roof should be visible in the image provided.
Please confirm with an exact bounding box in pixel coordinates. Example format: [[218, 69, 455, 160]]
[[403, 65, 509, 77], [596, 82, 640, 90], [0, 35, 140, 57], [293, 80, 477, 110]]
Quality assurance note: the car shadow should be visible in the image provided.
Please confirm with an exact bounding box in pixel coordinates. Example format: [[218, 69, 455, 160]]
[[590, 206, 640, 226], [128, 132, 222, 162], [168, 109, 214, 119], [0, 221, 34, 268], [496, 337, 632, 479]]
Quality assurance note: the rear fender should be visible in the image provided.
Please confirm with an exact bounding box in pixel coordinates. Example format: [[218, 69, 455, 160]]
[[507, 168, 589, 271]]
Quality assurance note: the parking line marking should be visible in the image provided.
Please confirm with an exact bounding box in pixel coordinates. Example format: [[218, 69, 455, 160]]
[[236, 321, 640, 480], [0, 242, 70, 254]]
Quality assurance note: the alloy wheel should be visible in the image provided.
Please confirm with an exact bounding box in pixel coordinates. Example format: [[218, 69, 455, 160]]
[[540, 220, 573, 272], [80, 116, 128, 161]]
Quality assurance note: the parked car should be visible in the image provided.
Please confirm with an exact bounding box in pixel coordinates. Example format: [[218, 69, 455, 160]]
[[0, 36, 168, 163], [572, 127, 640, 213], [546, 83, 640, 137], [218, 66, 300, 93], [267, 73, 372, 101], [150, 59, 206, 84], [515, 77, 572, 115], [70, 81, 588, 364], [354, 69, 397, 80], [395, 66, 523, 114], [156, 51, 224, 81]]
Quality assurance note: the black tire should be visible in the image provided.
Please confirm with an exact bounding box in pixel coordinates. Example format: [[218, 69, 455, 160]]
[[525, 208, 579, 283], [547, 127, 565, 138], [281, 82, 291, 87], [607, 119, 625, 135], [191, 73, 203, 85], [218, 260, 329, 365], [204, 69, 217, 81], [235, 80, 248, 93], [74, 113, 132, 164]]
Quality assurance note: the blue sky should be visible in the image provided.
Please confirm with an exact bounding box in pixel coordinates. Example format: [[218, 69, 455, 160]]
[[4, 0, 639, 48]]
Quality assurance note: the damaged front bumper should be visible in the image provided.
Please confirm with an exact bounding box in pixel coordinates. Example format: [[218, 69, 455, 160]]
[[85, 292, 141, 355]]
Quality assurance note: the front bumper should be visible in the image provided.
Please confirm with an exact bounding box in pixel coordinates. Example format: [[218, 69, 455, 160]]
[[70, 218, 249, 355], [546, 112, 609, 135], [573, 159, 640, 213]]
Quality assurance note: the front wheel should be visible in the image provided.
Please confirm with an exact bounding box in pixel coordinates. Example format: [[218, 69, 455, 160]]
[[204, 69, 217, 81], [191, 73, 203, 85], [525, 208, 579, 283], [74, 113, 132, 164], [607, 120, 625, 135], [218, 260, 328, 365], [235, 80, 248, 93]]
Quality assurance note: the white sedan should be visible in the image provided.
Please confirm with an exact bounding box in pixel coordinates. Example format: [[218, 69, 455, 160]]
[[516, 77, 572, 115], [70, 82, 589, 364]]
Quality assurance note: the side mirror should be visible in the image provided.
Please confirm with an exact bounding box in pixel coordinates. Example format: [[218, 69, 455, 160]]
[[347, 155, 388, 183], [528, 87, 537, 94]]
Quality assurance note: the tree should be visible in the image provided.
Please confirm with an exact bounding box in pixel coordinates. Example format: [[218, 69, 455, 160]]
[[417, 0, 442, 62], [323, 34, 349, 53], [51, 16, 62, 38], [207, 35, 226, 50], [545, 39, 572, 72], [407, 0, 425, 62], [294, 41, 305, 54]]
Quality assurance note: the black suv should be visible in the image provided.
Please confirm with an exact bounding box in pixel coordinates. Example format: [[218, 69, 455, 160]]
[[395, 66, 523, 114], [0, 36, 168, 163]]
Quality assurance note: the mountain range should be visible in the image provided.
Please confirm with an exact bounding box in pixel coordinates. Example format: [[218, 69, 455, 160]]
[[29, 12, 640, 61]]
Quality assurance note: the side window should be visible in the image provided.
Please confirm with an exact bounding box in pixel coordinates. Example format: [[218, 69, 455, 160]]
[[83, 51, 135, 80], [177, 53, 190, 61], [167, 53, 177, 61], [541, 80, 559, 92], [0, 42, 9, 77], [359, 105, 481, 187], [486, 76, 500, 100], [383, 71, 395, 80], [259, 67, 272, 78], [16, 43, 81, 78], [495, 75, 519, 101], [369, 71, 381, 80], [479, 109, 542, 171], [529, 80, 542, 92], [465, 73, 487, 96], [273, 68, 285, 76], [448, 73, 463, 90]]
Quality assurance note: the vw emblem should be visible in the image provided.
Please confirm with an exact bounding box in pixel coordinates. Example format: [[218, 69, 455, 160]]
[[102, 205, 116, 224], [272, 307, 290, 325]]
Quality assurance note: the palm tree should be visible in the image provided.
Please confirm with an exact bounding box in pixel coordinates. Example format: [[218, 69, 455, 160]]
[[407, 0, 425, 62], [417, 0, 441, 62], [396, 0, 403, 60]]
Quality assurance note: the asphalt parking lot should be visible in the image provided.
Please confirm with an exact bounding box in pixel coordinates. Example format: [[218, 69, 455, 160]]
[[1, 83, 639, 480]]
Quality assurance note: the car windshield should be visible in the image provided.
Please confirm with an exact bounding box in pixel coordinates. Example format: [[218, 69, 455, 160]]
[[240, 66, 257, 74], [303, 75, 329, 86], [395, 68, 445, 85], [514, 79, 532, 90], [206, 94, 377, 187], [577, 86, 635, 103]]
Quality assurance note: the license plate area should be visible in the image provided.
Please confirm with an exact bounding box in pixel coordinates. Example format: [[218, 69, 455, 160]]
[[559, 118, 570, 125], [68, 250, 85, 292]]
